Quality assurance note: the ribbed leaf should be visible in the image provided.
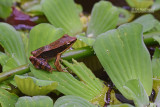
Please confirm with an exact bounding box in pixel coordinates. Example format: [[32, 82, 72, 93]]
[[94, 23, 152, 97], [133, 14, 157, 33], [15, 96, 53, 107], [87, 1, 118, 38], [42, 0, 82, 36], [21, 0, 43, 15], [0, 82, 11, 90], [3, 57, 19, 72], [15, 75, 58, 96], [0, 52, 8, 66], [62, 59, 103, 93], [152, 48, 160, 78], [72, 34, 88, 48], [154, 36, 160, 44], [0, 88, 19, 107], [30, 59, 107, 106], [31, 63, 107, 105], [126, 0, 153, 8], [31, 69, 96, 99], [0, 23, 27, 71], [54, 95, 96, 107], [72, 33, 92, 48], [0, 0, 12, 18], [123, 79, 149, 107]]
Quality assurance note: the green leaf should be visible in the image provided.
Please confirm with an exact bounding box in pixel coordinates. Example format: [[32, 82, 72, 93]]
[[143, 31, 160, 45], [0, 23, 27, 70], [62, 59, 103, 94], [0, 52, 8, 66], [31, 59, 107, 106], [123, 79, 149, 107], [0, 0, 12, 18], [153, 36, 160, 44], [28, 23, 65, 57], [21, 0, 43, 15], [3, 57, 19, 72], [143, 20, 160, 45], [152, 48, 160, 78], [72, 33, 88, 48], [54, 95, 97, 107], [117, 7, 134, 25], [133, 14, 157, 33], [14, 75, 58, 96], [0, 82, 11, 90], [42, 0, 82, 36], [76, 4, 83, 15], [94, 23, 152, 97], [0, 88, 19, 107], [87, 1, 118, 38], [15, 96, 53, 107], [126, 0, 153, 8]]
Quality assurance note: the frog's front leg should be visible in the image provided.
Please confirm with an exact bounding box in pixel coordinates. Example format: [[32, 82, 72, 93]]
[[29, 56, 55, 73], [54, 53, 67, 72]]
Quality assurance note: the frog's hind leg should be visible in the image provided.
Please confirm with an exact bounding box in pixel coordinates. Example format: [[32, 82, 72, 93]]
[[54, 53, 67, 72]]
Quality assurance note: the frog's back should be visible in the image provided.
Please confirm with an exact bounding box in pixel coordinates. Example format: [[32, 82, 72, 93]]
[[31, 34, 76, 59]]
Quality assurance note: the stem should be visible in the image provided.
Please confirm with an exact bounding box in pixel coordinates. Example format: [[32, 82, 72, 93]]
[[0, 64, 30, 82], [61, 46, 94, 60]]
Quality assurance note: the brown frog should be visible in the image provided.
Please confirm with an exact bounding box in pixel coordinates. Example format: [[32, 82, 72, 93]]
[[29, 34, 77, 72]]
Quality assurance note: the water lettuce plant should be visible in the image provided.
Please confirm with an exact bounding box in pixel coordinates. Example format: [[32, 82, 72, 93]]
[[0, 0, 160, 107]]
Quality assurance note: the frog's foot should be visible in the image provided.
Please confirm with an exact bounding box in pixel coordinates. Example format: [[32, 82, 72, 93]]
[[49, 68, 57, 73]]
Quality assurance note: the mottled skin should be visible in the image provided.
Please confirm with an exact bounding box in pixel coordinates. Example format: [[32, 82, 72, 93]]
[[29, 34, 77, 72]]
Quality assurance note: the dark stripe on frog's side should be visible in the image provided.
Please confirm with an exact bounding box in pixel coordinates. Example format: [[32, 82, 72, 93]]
[[37, 42, 74, 60]]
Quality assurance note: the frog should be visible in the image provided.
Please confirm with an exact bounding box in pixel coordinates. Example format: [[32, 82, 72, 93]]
[[29, 34, 77, 72]]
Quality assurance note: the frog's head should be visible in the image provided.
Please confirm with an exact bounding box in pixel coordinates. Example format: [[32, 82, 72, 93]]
[[63, 34, 77, 46]]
